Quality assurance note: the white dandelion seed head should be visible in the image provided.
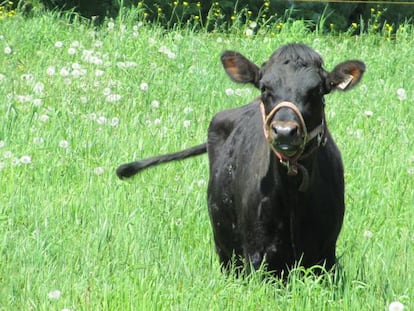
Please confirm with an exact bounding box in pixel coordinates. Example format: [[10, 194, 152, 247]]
[[60, 67, 70, 77], [183, 120, 191, 128], [80, 96, 88, 104], [59, 140, 69, 149], [97, 116, 107, 124], [364, 110, 373, 117], [103, 87, 112, 96], [70, 40, 80, 48], [107, 21, 115, 30], [0, 140, 5, 148], [33, 82, 45, 95], [21, 74, 34, 82], [249, 21, 257, 29], [225, 88, 235, 96], [11, 157, 20, 166], [46, 66, 56, 76], [183, 107, 192, 114], [54, 41, 63, 48], [245, 29, 254, 37], [363, 230, 373, 238], [33, 137, 44, 144], [4, 46, 12, 54], [71, 62, 81, 70], [111, 117, 119, 127], [4, 150, 12, 158], [154, 118, 161, 125], [20, 155, 32, 164], [397, 88, 406, 101], [167, 52, 177, 59], [33, 98, 43, 107], [197, 179, 206, 187], [388, 301, 404, 311], [94, 40, 103, 48], [68, 47, 76, 55], [140, 82, 149, 91], [106, 94, 122, 103], [95, 69, 105, 77], [48, 289, 62, 300], [94, 167, 104, 175], [151, 100, 160, 108], [39, 114, 49, 122]]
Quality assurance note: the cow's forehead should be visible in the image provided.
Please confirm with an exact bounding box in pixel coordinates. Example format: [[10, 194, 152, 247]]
[[260, 62, 324, 91]]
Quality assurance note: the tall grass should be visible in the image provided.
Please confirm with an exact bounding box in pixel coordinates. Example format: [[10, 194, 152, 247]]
[[0, 9, 413, 311]]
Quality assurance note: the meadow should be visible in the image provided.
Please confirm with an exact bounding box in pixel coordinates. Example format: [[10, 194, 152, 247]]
[[0, 9, 413, 311]]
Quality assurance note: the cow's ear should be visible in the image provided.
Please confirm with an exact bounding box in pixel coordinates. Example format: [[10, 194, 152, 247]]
[[221, 51, 260, 88], [327, 60, 365, 92]]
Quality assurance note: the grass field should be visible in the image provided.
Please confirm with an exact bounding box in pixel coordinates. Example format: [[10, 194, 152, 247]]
[[0, 10, 413, 311]]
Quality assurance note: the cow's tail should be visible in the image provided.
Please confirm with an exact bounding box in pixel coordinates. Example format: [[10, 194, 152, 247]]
[[116, 143, 207, 179]]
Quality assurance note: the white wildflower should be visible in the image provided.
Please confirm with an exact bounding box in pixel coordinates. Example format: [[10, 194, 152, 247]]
[[110, 117, 119, 127], [46, 66, 56, 76], [106, 94, 122, 102], [151, 100, 160, 108], [97, 116, 107, 124], [154, 118, 161, 125], [183, 120, 191, 128], [4, 46, 12, 54], [68, 47, 76, 55], [33, 82, 45, 95], [225, 88, 235, 96], [94, 167, 104, 175], [364, 110, 373, 117], [363, 230, 373, 238], [245, 28, 254, 37], [95, 69, 105, 77], [54, 41, 63, 48], [39, 114, 49, 122], [48, 289, 62, 300], [140, 82, 149, 91], [59, 140, 69, 149], [397, 88, 406, 101], [0, 140, 5, 148], [103, 87, 111, 96], [20, 155, 31, 164], [33, 137, 44, 145], [388, 301, 404, 311]]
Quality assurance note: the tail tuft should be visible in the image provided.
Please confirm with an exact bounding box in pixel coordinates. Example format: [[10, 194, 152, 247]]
[[116, 162, 144, 179]]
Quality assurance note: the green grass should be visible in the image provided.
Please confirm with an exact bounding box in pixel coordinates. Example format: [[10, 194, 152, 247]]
[[0, 11, 413, 311]]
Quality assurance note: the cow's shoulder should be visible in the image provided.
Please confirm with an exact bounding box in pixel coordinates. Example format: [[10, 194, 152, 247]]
[[207, 99, 261, 161]]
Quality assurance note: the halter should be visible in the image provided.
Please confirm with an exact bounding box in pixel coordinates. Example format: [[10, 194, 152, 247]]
[[259, 101, 327, 191]]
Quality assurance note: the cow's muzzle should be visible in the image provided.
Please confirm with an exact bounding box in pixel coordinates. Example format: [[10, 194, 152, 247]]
[[260, 101, 327, 182], [261, 101, 307, 160]]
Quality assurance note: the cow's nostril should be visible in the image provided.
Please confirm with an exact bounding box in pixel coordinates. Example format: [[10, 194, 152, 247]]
[[272, 124, 299, 137]]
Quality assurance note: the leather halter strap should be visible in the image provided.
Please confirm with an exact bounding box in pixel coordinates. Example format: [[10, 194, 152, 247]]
[[259, 101, 327, 191]]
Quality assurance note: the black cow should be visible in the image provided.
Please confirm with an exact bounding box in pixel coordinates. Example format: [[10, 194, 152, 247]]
[[117, 43, 365, 277]]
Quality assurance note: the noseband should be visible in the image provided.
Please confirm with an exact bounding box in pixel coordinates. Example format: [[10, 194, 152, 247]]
[[259, 101, 327, 191]]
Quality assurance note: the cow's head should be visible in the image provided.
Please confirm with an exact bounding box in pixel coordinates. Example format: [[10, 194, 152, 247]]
[[221, 43, 365, 160]]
